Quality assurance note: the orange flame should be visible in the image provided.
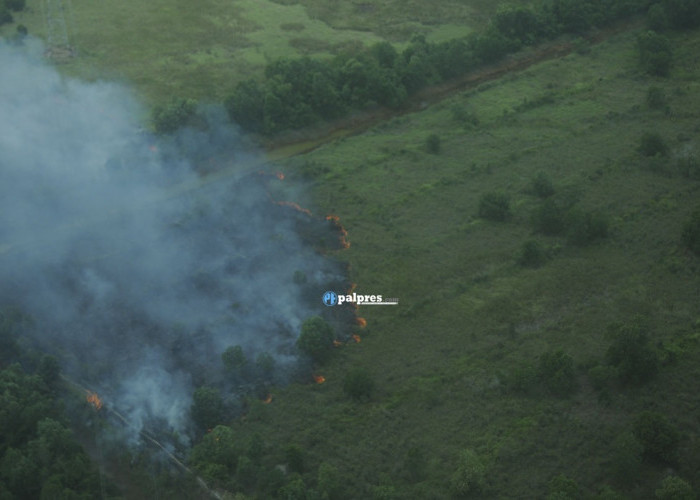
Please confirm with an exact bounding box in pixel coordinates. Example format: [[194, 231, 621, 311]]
[[356, 317, 367, 328], [276, 172, 285, 180], [86, 391, 103, 411], [276, 201, 312, 216], [352, 334, 362, 343], [263, 394, 272, 404], [326, 215, 350, 249], [313, 374, 326, 384], [333, 339, 343, 347]]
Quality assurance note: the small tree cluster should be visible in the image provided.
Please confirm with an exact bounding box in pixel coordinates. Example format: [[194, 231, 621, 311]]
[[639, 132, 669, 157], [478, 191, 511, 221], [450, 449, 486, 497], [637, 31, 673, 76], [681, 208, 700, 255], [296, 316, 334, 363], [343, 368, 375, 401], [518, 239, 548, 268], [537, 349, 577, 396], [633, 411, 680, 464], [152, 97, 197, 134], [605, 321, 659, 385]]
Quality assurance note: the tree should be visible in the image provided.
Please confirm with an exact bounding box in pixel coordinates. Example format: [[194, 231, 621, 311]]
[[285, 444, 305, 474], [296, 316, 334, 363], [637, 31, 673, 76], [605, 321, 659, 385], [518, 240, 548, 268], [343, 368, 374, 401], [610, 431, 644, 485], [532, 171, 555, 198], [450, 449, 486, 497], [632, 411, 680, 463], [152, 97, 197, 134], [639, 132, 669, 157], [478, 191, 511, 221], [426, 134, 441, 154], [0, 4, 12, 26], [647, 4, 670, 31], [37, 355, 60, 392], [317, 462, 343, 500], [547, 473, 580, 499], [538, 350, 577, 396], [494, 6, 544, 44], [225, 79, 265, 133], [222, 345, 247, 375], [655, 475, 694, 500], [646, 86, 667, 109], [681, 209, 700, 255], [662, 0, 700, 29], [566, 210, 609, 246], [191, 386, 225, 430], [532, 198, 567, 235], [5, 0, 25, 11]]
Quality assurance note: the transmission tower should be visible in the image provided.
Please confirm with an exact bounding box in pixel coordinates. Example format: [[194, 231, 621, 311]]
[[41, 0, 75, 58]]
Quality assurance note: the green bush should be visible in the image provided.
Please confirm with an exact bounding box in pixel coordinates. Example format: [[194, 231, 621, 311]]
[[605, 321, 659, 385], [646, 86, 667, 109], [532, 171, 555, 198], [450, 449, 486, 497], [655, 475, 694, 500], [478, 191, 511, 221], [532, 198, 567, 235], [537, 350, 577, 396], [426, 133, 441, 154], [566, 210, 609, 246], [546, 474, 580, 500], [647, 4, 669, 31], [343, 368, 375, 401], [610, 431, 644, 485], [632, 411, 680, 463], [681, 209, 700, 255], [518, 240, 548, 268], [152, 97, 197, 134], [637, 30, 673, 76], [5, 0, 24, 11], [639, 132, 669, 157], [296, 316, 334, 363], [587, 364, 617, 391], [191, 387, 225, 430], [662, 0, 700, 29]]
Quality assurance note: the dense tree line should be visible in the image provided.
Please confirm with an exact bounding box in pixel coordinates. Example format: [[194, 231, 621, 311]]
[[219, 0, 700, 136], [0, 363, 102, 499]]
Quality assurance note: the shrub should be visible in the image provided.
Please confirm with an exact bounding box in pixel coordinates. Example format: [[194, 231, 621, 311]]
[[646, 4, 669, 31], [547, 474, 580, 500], [0, 4, 12, 25], [191, 387, 225, 430], [152, 97, 197, 134], [450, 449, 486, 497], [662, 0, 700, 29], [532, 198, 567, 235], [478, 191, 511, 221], [343, 368, 375, 401], [681, 209, 700, 255], [222, 345, 247, 374], [518, 240, 548, 268], [637, 31, 673, 76], [6, 0, 24, 10], [646, 86, 667, 109], [587, 364, 617, 391], [605, 322, 659, 385], [296, 316, 334, 363], [610, 431, 644, 485], [566, 210, 609, 246], [532, 171, 555, 198], [655, 475, 694, 500], [537, 350, 577, 396], [426, 133, 441, 154], [638, 132, 669, 157], [633, 411, 680, 463]]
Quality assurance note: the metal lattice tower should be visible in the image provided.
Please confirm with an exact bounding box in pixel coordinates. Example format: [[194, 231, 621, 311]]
[[41, 0, 75, 56]]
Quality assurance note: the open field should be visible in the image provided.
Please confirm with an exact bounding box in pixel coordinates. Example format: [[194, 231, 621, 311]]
[[226, 26, 700, 497]]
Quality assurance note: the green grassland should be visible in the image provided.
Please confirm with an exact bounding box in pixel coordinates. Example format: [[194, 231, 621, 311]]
[[0, 0, 508, 105], [230, 27, 700, 497]]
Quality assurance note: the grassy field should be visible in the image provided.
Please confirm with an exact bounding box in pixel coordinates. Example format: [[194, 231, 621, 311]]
[[0, 0, 513, 106], [227, 26, 700, 497]]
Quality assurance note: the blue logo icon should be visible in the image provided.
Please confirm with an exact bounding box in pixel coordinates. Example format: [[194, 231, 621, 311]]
[[322, 291, 338, 306]]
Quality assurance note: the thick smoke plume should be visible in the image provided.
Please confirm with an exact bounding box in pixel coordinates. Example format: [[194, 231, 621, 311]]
[[0, 41, 342, 441]]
